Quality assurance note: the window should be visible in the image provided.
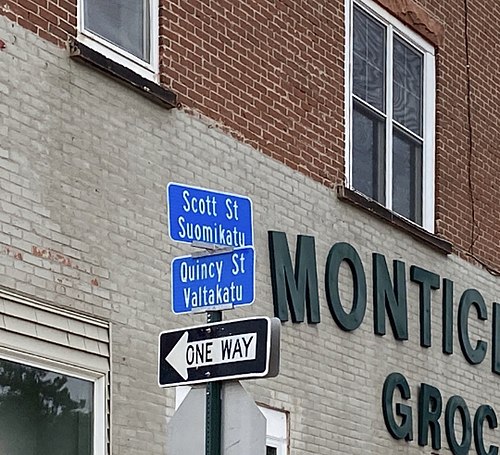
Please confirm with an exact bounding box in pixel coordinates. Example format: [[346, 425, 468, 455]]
[[346, 0, 436, 231], [0, 357, 104, 455], [78, 0, 159, 80], [0, 289, 110, 455]]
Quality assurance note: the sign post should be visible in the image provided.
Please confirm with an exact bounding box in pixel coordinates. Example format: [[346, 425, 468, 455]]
[[165, 183, 275, 455], [160, 316, 280, 455], [206, 311, 222, 455]]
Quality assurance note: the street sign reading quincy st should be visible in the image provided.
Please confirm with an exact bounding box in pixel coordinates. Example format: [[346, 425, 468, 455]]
[[158, 317, 280, 387], [167, 183, 253, 247], [171, 247, 255, 314]]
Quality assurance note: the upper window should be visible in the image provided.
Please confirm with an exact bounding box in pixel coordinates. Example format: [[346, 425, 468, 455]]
[[78, 0, 159, 80], [346, 0, 436, 231]]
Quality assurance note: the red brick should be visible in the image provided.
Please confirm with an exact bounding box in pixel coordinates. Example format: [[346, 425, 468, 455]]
[[2, 0, 500, 273]]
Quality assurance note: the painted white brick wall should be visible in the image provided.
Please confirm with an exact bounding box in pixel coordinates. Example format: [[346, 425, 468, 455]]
[[1, 14, 500, 455]]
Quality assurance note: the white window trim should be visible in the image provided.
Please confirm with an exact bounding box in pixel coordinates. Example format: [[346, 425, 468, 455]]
[[344, 0, 436, 232], [0, 348, 107, 455], [77, 0, 159, 82], [0, 287, 111, 455], [260, 405, 288, 455]]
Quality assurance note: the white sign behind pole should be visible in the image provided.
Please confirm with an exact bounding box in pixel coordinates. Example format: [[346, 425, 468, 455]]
[[222, 382, 266, 455], [159, 317, 280, 387], [166, 382, 266, 455]]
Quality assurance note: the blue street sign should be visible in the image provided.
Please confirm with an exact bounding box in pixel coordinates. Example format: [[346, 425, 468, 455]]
[[167, 183, 253, 247], [171, 247, 255, 314]]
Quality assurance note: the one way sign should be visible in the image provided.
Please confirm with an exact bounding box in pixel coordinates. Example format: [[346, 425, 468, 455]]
[[158, 317, 280, 387]]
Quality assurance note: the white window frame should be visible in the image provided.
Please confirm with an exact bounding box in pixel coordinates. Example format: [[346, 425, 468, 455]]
[[0, 288, 111, 455], [77, 0, 159, 82], [260, 406, 288, 455], [0, 347, 107, 455], [345, 0, 436, 232]]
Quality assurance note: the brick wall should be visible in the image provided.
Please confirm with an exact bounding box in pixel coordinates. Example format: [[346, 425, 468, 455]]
[[434, 0, 500, 274], [0, 0, 75, 46], [0, 0, 499, 267], [2, 10, 500, 455], [162, 0, 345, 186]]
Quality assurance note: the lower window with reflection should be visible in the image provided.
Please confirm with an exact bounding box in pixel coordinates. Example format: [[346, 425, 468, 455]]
[[0, 358, 94, 455]]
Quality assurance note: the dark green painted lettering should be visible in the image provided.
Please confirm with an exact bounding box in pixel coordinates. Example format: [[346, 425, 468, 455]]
[[268, 231, 320, 323], [493, 303, 500, 375], [443, 278, 454, 355], [445, 396, 471, 455], [418, 383, 442, 449], [458, 289, 487, 365], [325, 242, 366, 331], [410, 266, 440, 348], [382, 372, 413, 441], [373, 253, 408, 340], [474, 405, 499, 455]]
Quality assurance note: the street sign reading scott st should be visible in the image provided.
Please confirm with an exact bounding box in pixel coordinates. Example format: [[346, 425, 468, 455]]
[[167, 183, 253, 247], [158, 317, 280, 387], [171, 247, 255, 314]]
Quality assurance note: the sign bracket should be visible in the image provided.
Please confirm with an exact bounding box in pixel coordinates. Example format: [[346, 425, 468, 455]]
[[191, 303, 234, 314], [191, 241, 234, 257]]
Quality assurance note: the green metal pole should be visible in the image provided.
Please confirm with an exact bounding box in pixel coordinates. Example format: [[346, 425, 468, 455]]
[[206, 310, 222, 455]]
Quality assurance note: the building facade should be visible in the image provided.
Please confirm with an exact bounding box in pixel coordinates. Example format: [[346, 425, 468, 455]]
[[1, 0, 500, 453]]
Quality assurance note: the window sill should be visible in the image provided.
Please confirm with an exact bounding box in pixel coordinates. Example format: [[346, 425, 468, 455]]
[[336, 185, 452, 255], [69, 40, 177, 109]]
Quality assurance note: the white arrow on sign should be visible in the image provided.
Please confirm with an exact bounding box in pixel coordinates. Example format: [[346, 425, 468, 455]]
[[165, 331, 257, 380]]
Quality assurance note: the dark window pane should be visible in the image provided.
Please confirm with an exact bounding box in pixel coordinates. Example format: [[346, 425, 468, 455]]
[[353, 6, 386, 112], [392, 129, 422, 224], [365, 65, 385, 110], [393, 37, 423, 135], [353, 54, 367, 100], [352, 103, 386, 203], [0, 359, 94, 455], [266, 446, 278, 455], [84, 0, 150, 62]]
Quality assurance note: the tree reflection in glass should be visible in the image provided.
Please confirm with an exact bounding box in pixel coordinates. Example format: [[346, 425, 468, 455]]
[[0, 358, 93, 455]]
